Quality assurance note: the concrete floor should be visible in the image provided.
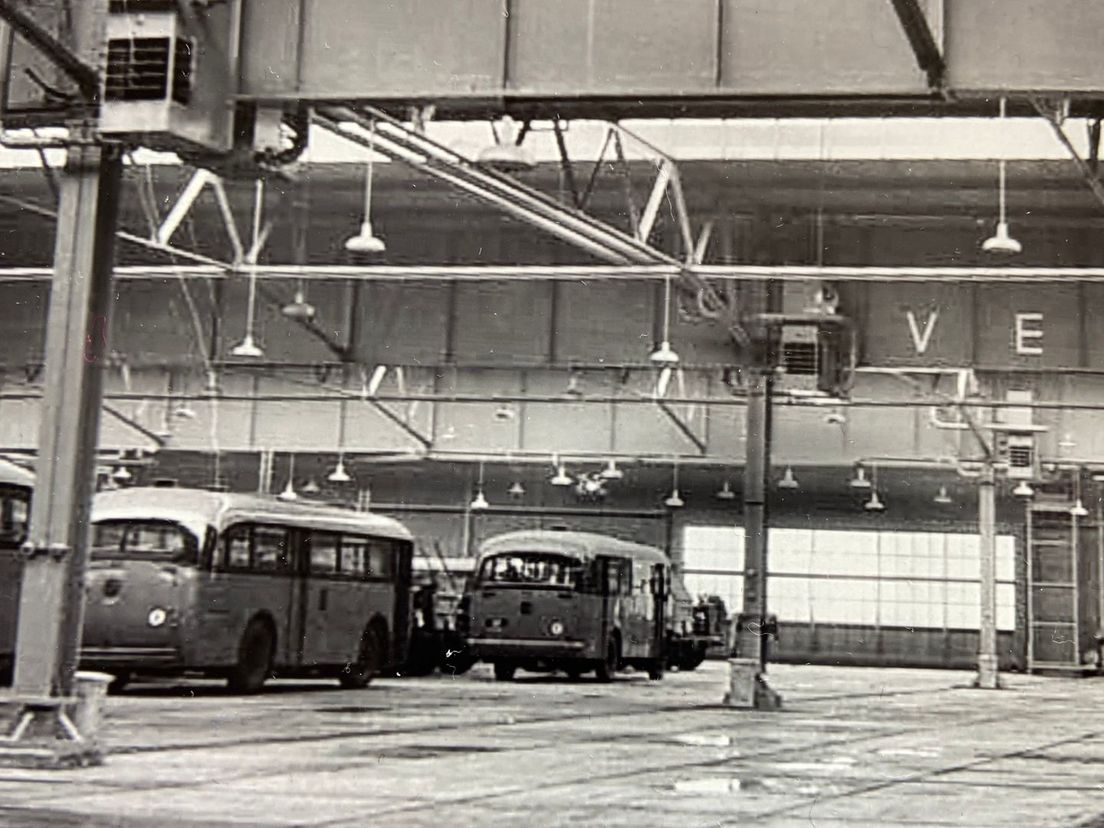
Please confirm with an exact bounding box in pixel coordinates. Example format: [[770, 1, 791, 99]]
[[1, 661, 1104, 827]]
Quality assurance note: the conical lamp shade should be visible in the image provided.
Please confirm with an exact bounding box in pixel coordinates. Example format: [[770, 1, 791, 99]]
[[778, 467, 799, 490], [345, 221, 386, 254], [230, 334, 264, 359], [470, 490, 489, 510], [282, 290, 316, 321], [664, 488, 685, 508], [1013, 480, 1035, 498], [650, 340, 680, 366], [328, 459, 352, 484], [551, 466, 573, 486], [1070, 498, 1089, 518], [864, 490, 885, 512], [277, 479, 299, 501], [934, 486, 952, 505], [716, 480, 736, 500], [982, 221, 1022, 255]]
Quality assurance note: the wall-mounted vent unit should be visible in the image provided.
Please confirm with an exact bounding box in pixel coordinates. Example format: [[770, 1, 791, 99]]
[[104, 36, 192, 104], [98, 1, 241, 154]]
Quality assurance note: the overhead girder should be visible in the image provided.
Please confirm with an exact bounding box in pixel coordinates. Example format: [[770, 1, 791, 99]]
[[889, 0, 946, 91]]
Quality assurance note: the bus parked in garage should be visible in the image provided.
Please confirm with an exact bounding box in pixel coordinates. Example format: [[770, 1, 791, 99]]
[[462, 530, 668, 682], [81, 487, 414, 693], [0, 458, 34, 684]]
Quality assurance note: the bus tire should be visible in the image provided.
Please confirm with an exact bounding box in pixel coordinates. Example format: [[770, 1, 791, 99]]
[[340, 623, 386, 689], [564, 665, 585, 681], [228, 618, 274, 694], [493, 662, 516, 681], [647, 660, 664, 681], [594, 636, 619, 683]]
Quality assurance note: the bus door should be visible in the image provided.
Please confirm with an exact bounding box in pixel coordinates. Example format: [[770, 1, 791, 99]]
[[600, 556, 631, 653], [649, 563, 667, 659], [299, 531, 343, 667]]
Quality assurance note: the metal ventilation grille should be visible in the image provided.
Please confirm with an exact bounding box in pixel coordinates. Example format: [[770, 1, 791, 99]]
[[781, 342, 818, 375], [104, 37, 193, 105], [1009, 445, 1034, 469]]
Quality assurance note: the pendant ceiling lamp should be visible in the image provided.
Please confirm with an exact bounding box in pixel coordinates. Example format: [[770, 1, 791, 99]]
[[864, 465, 885, 511], [600, 459, 624, 481], [231, 179, 266, 358], [933, 485, 953, 505], [470, 461, 489, 510], [849, 466, 872, 490], [1070, 470, 1089, 518], [715, 479, 736, 500], [665, 460, 684, 508], [478, 116, 536, 172], [650, 274, 680, 366], [777, 466, 799, 490], [345, 119, 386, 254], [982, 98, 1022, 256], [1013, 480, 1035, 499], [281, 281, 316, 321], [328, 400, 352, 483], [278, 454, 299, 501]]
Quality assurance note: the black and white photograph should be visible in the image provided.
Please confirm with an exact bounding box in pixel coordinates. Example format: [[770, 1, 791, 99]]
[[0, 1, 1103, 825]]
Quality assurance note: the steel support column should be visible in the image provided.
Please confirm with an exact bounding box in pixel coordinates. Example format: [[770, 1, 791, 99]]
[[1, 141, 122, 766], [976, 462, 999, 688]]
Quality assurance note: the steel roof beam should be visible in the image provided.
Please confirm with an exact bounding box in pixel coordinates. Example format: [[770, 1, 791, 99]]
[[889, 0, 946, 91]]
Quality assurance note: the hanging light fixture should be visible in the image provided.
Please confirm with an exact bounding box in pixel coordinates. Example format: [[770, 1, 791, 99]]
[[1013, 480, 1035, 498], [777, 466, 799, 490], [665, 460, 684, 508], [982, 99, 1022, 256], [1070, 470, 1089, 517], [231, 178, 267, 358], [864, 490, 886, 512], [470, 461, 489, 510], [551, 465, 574, 487], [650, 272, 680, 366], [849, 466, 872, 489], [345, 119, 386, 254], [281, 282, 316, 321], [565, 371, 584, 398], [302, 478, 321, 496], [278, 455, 299, 501], [933, 485, 953, 505], [508, 481, 526, 498], [716, 479, 736, 500], [825, 408, 846, 426], [478, 116, 536, 172], [864, 464, 885, 511], [328, 453, 352, 484], [493, 403, 515, 422], [1058, 433, 1076, 451], [112, 465, 132, 483], [600, 459, 624, 481]]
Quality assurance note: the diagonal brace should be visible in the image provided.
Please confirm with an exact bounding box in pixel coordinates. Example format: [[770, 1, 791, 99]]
[[0, 0, 99, 101], [889, 0, 945, 90]]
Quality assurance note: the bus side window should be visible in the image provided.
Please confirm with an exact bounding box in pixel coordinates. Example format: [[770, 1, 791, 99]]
[[224, 524, 251, 570], [254, 526, 290, 573], [341, 536, 370, 579], [309, 532, 339, 576], [369, 540, 394, 579]]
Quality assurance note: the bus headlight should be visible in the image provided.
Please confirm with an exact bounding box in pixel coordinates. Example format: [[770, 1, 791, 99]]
[[147, 608, 168, 628], [549, 620, 565, 636]]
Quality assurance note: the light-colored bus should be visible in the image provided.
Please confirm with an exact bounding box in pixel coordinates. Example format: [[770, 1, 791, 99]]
[[0, 458, 34, 685], [463, 530, 668, 682], [81, 487, 414, 693]]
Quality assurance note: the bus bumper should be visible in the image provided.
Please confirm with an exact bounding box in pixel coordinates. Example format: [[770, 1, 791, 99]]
[[467, 638, 588, 660], [80, 646, 183, 670]]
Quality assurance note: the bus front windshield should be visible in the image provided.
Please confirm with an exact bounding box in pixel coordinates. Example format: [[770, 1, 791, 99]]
[[478, 552, 585, 589], [92, 520, 200, 565]]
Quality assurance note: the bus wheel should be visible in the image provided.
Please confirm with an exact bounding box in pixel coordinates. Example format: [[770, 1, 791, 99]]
[[493, 662, 516, 681], [228, 619, 274, 694], [594, 637, 618, 683], [647, 660, 665, 681], [340, 626, 385, 689]]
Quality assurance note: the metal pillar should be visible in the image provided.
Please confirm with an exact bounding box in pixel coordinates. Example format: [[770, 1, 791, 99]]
[[726, 364, 782, 709], [1, 141, 122, 766], [976, 462, 1000, 689]]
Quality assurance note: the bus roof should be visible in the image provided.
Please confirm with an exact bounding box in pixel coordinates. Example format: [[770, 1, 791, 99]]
[[477, 530, 668, 565], [92, 487, 413, 542], [0, 457, 34, 489]]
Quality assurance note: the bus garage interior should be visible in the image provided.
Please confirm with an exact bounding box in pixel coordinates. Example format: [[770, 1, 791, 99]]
[[2, 116, 1104, 678]]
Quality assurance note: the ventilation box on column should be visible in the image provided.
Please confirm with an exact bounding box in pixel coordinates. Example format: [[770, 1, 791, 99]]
[[98, 0, 241, 154]]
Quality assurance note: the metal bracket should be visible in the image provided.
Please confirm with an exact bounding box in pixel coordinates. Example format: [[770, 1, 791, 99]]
[[0, 1, 100, 102], [18, 542, 69, 561]]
